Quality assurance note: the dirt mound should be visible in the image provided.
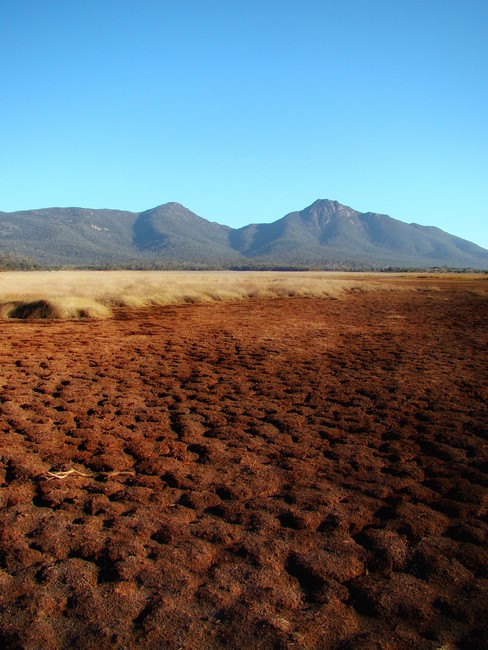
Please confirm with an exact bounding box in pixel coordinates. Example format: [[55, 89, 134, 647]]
[[0, 282, 487, 648]]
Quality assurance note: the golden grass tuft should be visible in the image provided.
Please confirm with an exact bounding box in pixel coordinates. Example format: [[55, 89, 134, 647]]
[[0, 297, 111, 320]]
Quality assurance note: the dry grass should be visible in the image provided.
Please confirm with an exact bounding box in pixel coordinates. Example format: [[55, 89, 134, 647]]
[[0, 297, 112, 320], [0, 270, 482, 320]]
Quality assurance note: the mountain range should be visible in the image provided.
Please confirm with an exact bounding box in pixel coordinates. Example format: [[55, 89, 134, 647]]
[[0, 199, 487, 269]]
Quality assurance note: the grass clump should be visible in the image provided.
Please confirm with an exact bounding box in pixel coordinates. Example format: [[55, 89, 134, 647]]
[[0, 297, 111, 320]]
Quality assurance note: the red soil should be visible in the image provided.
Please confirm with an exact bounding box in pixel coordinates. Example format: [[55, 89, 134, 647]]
[[0, 280, 487, 649]]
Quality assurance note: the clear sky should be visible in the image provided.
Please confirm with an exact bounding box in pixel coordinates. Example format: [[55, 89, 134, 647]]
[[1, 0, 487, 248]]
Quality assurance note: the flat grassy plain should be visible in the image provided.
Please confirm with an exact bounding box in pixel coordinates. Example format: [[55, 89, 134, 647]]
[[0, 269, 485, 319], [0, 273, 487, 648]]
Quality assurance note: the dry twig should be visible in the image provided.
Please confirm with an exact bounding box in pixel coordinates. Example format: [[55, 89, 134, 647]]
[[43, 468, 135, 481], [45, 469, 92, 480]]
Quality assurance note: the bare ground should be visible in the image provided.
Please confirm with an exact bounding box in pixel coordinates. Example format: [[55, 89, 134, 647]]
[[0, 278, 487, 649]]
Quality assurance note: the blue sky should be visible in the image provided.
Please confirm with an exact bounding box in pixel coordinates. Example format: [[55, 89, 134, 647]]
[[1, 0, 487, 248]]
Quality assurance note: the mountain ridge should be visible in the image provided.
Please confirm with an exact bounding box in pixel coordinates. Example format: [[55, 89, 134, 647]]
[[0, 199, 487, 269]]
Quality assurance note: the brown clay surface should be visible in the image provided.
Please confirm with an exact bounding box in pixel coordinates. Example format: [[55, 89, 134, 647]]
[[0, 278, 487, 649]]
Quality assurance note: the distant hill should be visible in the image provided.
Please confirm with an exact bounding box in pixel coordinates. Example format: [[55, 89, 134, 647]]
[[0, 199, 487, 269], [133, 203, 237, 263], [230, 200, 488, 268], [0, 207, 138, 266]]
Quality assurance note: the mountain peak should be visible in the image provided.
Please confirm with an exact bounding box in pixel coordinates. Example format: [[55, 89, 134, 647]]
[[144, 202, 193, 215], [310, 198, 342, 208], [306, 199, 358, 216]]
